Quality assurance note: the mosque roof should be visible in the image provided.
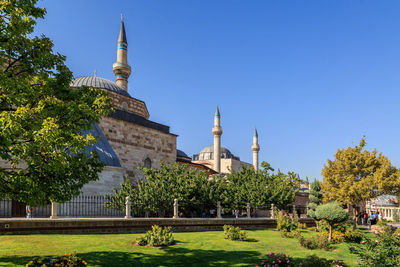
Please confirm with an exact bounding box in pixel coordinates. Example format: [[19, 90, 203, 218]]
[[177, 149, 190, 159], [70, 76, 131, 97], [84, 124, 121, 167], [200, 145, 232, 154]]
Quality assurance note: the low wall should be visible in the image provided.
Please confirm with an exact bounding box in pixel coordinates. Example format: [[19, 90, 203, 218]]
[[0, 218, 316, 235], [0, 218, 273, 235]]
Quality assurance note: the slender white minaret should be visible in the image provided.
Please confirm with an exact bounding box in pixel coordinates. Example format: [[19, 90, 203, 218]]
[[251, 128, 260, 171], [113, 15, 132, 91], [212, 107, 223, 173]]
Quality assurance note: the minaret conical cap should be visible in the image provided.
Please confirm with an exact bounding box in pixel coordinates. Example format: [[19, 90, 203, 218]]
[[215, 106, 220, 117], [254, 128, 258, 138], [118, 15, 128, 44]]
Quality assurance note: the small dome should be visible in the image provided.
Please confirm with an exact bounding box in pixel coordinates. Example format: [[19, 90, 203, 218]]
[[200, 145, 232, 154], [70, 76, 131, 97]]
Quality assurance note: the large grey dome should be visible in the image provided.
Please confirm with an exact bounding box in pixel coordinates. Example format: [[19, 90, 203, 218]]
[[70, 76, 131, 97], [193, 145, 240, 161]]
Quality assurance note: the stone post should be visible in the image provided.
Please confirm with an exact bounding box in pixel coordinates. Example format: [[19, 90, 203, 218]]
[[217, 201, 222, 219], [271, 204, 275, 219], [173, 199, 179, 219], [125, 196, 131, 219], [246, 203, 251, 218], [50, 202, 58, 219], [292, 204, 296, 218]]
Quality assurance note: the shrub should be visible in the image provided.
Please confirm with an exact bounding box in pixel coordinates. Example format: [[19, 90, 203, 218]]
[[136, 225, 175, 247], [298, 222, 307, 229], [26, 254, 87, 266], [319, 231, 345, 244], [349, 226, 400, 267], [280, 229, 302, 239], [315, 220, 329, 232], [393, 209, 399, 222], [255, 252, 293, 267], [344, 229, 364, 243], [223, 225, 247, 241], [277, 213, 298, 232], [300, 254, 348, 267], [315, 202, 349, 242], [298, 234, 331, 250]]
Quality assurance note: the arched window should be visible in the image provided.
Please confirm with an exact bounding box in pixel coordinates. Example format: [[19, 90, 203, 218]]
[[122, 102, 128, 111], [144, 157, 152, 169]]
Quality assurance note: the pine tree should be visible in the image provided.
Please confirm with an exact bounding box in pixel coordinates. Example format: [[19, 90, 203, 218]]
[[307, 179, 322, 219]]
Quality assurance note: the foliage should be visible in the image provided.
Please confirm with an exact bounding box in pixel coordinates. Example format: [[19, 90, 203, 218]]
[[343, 229, 364, 243], [393, 209, 399, 222], [376, 219, 387, 226], [300, 254, 348, 267], [0, 0, 112, 205], [136, 225, 175, 247], [298, 235, 331, 250], [26, 253, 87, 266], [349, 226, 400, 267], [318, 231, 345, 244], [105, 163, 227, 216], [298, 222, 307, 229], [277, 213, 298, 232], [315, 202, 348, 241], [307, 180, 322, 220], [224, 162, 301, 210], [223, 225, 247, 241], [255, 252, 293, 267], [322, 138, 400, 224], [280, 229, 302, 239]]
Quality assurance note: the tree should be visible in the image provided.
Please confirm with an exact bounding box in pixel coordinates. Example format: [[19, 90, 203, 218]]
[[322, 138, 400, 223], [224, 162, 301, 211], [307, 179, 322, 219], [315, 202, 348, 241], [105, 162, 227, 217], [0, 0, 112, 206]]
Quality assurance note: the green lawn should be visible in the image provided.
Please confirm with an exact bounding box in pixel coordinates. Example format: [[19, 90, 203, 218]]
[[0, 229, 359, 266]]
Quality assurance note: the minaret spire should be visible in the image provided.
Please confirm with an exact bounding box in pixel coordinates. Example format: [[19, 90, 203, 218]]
[[113, 15, 131, 91], [251, 127, 260, 172], [212, 106, 223, 173]]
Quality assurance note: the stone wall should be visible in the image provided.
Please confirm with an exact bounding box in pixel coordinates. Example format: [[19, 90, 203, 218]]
[[0, 218, 316, 235], [99, 116, 177, 182], [81, 166, 125, 195], [106, 90, 149, 119]]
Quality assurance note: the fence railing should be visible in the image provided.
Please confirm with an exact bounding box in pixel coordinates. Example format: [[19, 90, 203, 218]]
[[0, 195, 124, 218]]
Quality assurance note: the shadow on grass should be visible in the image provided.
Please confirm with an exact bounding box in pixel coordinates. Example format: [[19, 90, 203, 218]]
[[0, 248, 262, 267]]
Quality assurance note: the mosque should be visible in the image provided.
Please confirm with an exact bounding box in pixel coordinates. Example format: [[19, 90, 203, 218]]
[[77, 17, 260, 196]]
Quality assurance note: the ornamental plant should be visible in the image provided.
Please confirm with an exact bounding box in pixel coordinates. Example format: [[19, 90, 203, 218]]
[[314, 202, 348, 241], [307, 180, 322, 220], [255, 252, 293, 267], [223, 225, 247, 241], [349, 226, 400, 267], [26, 253, 87, 266], [300, 254, 347, 267], [298, 234, 331, 250], [136, 225, 175, 247]]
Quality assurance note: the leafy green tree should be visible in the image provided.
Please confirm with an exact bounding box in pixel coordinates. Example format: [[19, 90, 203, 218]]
[[322, 138, 400, 224], [315, 202, 349, 241], [0, 0, 111, 206], [307, 179, 322, 219], [106, 163, 227, 217], [224, 162, 300, 210]]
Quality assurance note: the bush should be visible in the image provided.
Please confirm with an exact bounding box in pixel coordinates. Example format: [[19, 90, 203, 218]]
[[136, 225, 175, 247], [255, 252, 293, 267], [344, 229, 364, 243], [298, 234, 331, 250], [277, 213, 298, 232], [319, 231, 345, 244], [26, 254, 87, 266], [223, 225, 247, 241], [280, 229, 302, 239], [301, 254, 348, 267], [393, 209, 399, 222], [349, 227, 400, 266], [315, 202, 349, 242], [298, 222, 307, 229], [315, 220, 329, 232]]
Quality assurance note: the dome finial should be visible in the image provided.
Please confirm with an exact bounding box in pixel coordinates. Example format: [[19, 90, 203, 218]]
[[94, 69, 96, 77]]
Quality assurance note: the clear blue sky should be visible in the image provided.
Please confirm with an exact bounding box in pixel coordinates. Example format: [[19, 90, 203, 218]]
[[35, 0, 400, 180]]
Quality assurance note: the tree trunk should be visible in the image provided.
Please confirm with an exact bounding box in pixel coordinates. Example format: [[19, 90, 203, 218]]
[[328, 225, 332, 242]]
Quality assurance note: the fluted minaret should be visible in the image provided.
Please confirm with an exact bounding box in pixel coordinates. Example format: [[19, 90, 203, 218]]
[[212, 107, 223, 173], [113, 15, 132, 91], [251, 128, 260, 171]]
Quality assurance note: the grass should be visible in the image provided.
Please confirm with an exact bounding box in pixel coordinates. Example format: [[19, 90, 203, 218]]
[[0, 229, 360, 266]]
